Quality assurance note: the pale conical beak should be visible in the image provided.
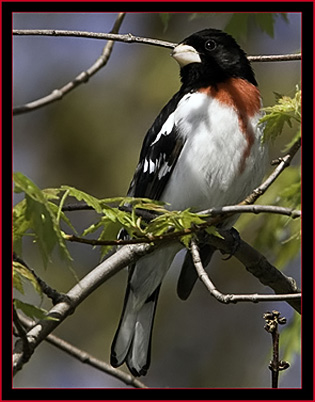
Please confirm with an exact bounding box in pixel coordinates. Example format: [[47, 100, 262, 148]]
[[171, 43, 202, 67]]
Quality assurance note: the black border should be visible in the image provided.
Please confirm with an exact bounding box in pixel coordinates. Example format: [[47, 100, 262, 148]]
[[5, 2, 313, 400]]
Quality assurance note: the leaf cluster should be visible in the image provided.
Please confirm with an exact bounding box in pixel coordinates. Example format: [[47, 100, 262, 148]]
[[13, 173, 212, 320], [260, 87, 301, 144]]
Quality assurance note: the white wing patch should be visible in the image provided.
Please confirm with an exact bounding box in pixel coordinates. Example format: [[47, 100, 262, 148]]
[[143, 158, 156, 174], [150, 111, 175, 146]]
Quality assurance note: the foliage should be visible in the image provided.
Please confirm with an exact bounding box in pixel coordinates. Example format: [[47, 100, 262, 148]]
[[259, 89, 301, 267], [159, 13, 288, 40], [13, 172, 72, 266], [13, 174, 213, 320], [260, 87, 301, 144], [13, 174, 211, 262], [237, 87, 301, 269], [224, 13, 288, 40]]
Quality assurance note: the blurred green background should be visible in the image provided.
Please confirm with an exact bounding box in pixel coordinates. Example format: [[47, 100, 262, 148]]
[[13, 12, 301, 388]]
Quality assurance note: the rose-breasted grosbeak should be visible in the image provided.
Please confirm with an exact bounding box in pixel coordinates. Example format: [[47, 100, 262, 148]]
[[111, 28, 268, 376]]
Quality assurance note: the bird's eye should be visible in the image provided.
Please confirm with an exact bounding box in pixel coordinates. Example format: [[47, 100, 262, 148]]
[[205, 39, 217, 51]]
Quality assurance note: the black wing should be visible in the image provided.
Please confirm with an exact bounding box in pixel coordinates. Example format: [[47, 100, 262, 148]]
[[127, 92, 186, 200]]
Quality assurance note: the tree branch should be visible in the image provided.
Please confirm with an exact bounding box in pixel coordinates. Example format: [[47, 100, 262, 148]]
[[200, 204, 300, 219], [13, 29, 175, 49], [190, 240, 301, 308], [12, 29, 301, 62], [248, 54, 301, 62], [205, 234, 301, 313], [263, 311, 290, 388], [15, 314, 147, 388], [13, 28, 301, 115], [13, 13, 126, 115], [63, 204, 300, 248]]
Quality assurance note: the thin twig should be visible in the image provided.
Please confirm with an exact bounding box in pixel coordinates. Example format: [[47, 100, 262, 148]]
[[205, 234, 301, 313], [13, 29, 301, 63], [16, 314, 147, 388], [200, 204, 301, 219], [13, 14, 126, 115], [190, 240, 301, 305], [248, 54, 301, 62], [243, 137, 301, 205], [263, 311, 290, 388]]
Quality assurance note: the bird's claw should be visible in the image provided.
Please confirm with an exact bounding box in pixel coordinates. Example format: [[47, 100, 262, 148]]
[[218, 227, 241, 260]]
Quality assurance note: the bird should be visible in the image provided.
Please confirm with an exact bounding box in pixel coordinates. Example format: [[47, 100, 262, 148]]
[[110, 28, 268, 376]]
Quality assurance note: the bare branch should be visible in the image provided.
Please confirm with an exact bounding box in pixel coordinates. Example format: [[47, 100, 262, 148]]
[[200, 204, 301, 219], [13, 29, 175, 49], [13, 29, 301, 62], [205, 235, 301, 313], [190, 240, 301, 306], [16, 315, 147, 388], [13, 28, 301, 115], [248, 54, 301, 62], [13, 13, 126, 115]]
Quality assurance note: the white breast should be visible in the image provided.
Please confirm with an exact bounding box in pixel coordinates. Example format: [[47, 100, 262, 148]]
[[161, 92, 268, 211]]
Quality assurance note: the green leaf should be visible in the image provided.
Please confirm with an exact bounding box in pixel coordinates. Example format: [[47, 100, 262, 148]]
[[13, 264, 24, 294], [225, 13, 288, 40], [14, 299, 57, 321], [225, 14, 250, 41], [13, 173, 72, 266], [60, 185, 103, 213], [159, 13, 172, 31], [13, 261, 42, 295], [260, 88, 301, 143], [49, 201, 77, 234], [13, 199, 30, 255], [181, 234, 193, 249], [254, 13, 275, 38], [98, 220, 122, 259]]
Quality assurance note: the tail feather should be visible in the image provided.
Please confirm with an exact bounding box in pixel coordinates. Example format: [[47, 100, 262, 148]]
[[110, 286, 137, 367], [111, 285, 160, 376], [126, 287, 160, 376], [111, 244, 180, 375]]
